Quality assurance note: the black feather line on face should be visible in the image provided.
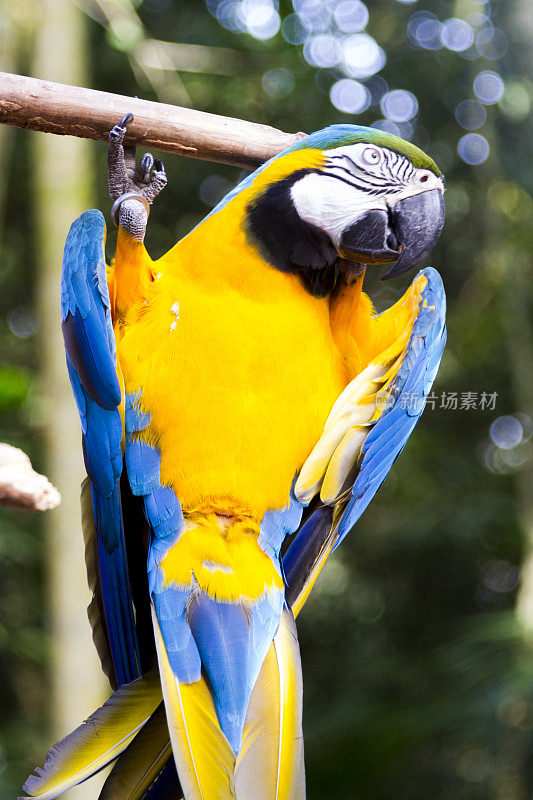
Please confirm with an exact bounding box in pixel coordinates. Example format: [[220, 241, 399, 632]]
[[244, 169, 339, 298]]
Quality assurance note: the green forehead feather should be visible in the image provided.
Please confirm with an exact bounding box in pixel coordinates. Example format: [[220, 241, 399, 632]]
[[288, 124, 442, 177]]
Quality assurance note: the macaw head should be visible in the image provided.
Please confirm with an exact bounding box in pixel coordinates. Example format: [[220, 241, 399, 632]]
[[242, 124, 445, 294]]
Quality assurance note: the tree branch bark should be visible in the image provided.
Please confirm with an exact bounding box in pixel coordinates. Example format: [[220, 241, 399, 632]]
[[0, 71, 306, 169]]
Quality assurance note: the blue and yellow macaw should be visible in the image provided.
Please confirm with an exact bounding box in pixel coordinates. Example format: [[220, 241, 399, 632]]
[[22, 118, 446, 800]]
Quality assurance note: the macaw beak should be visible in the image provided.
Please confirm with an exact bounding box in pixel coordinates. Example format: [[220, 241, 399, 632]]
[[338, 187, 445, 280], [380, 188, 445, 280]]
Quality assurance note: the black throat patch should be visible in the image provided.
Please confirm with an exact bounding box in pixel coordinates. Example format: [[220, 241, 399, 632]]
[[244, 169, 339, 297]]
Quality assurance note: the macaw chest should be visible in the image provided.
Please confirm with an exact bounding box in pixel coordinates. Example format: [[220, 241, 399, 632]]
[[117, 273, 347, 517]]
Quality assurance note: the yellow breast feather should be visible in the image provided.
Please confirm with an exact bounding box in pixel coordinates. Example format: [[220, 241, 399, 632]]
[[114, 149, 348, 519]]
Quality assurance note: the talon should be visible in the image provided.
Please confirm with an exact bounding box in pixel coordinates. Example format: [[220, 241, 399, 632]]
[[153, 159, 164, 173], [141, 153, 153, 170], [138, 153, 154, 183], [118, 112, 134, 128]]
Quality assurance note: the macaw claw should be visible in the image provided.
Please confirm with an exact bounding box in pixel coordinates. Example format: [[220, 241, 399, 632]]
[[118, 112, 134, 128], [138, 153, 154, 180]]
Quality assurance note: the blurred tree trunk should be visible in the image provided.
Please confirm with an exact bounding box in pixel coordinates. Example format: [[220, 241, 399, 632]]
[[0, 3, 19, 230], [32, 1, 108, 797]]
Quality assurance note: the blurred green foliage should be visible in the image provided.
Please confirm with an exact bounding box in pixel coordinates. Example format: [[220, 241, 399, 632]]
[[2, 0, 533, 797], [0, 366, 30, 412]]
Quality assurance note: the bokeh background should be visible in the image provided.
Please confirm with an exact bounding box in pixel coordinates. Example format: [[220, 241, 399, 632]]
[[1, 0, 533, 797]]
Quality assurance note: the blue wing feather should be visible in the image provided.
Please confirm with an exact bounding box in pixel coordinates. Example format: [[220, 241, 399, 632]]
[[62, 210, 140, 686], [61, 211, 121, 410], [282, 507, 333, 599]]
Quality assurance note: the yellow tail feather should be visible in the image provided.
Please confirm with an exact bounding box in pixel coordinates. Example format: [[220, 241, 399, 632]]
[[236, 608, 305, 800], [151, 605, 236, 800], [21, 673, 162, 800]]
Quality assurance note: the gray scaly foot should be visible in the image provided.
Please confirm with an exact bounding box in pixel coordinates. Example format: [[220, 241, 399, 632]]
[[108, 113, 167, 242]]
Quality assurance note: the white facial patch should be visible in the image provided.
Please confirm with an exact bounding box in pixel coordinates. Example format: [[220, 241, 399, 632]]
[[290, 172, 387, 248], [291, 143, 443, 248]]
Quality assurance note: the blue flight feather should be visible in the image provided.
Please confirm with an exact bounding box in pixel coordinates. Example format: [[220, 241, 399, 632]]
[[61, 210, 140, 686], [282, 506, 333, 594]]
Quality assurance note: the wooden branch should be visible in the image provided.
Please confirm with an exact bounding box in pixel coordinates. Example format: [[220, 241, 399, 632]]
[[0, 444, 61, 512], [0, 71, 306, 169]]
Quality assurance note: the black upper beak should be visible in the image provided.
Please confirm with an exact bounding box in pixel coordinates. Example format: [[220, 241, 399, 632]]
[[380, 188, 445, 280], [338, 187, 445, 280]]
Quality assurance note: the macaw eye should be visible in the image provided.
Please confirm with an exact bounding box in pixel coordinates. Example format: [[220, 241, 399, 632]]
[[362, 147, 382, 166]]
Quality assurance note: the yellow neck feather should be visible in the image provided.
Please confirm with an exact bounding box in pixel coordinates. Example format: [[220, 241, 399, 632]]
[[160, 148, 326, 297]]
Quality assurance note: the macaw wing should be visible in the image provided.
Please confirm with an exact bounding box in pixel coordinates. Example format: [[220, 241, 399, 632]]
[[284, 267, 446, 616], [61, 209, 140, 686]]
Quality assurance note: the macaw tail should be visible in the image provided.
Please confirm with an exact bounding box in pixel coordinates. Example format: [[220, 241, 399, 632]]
[[21, 610, 304, 800], [151, 605, 305, 800]]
